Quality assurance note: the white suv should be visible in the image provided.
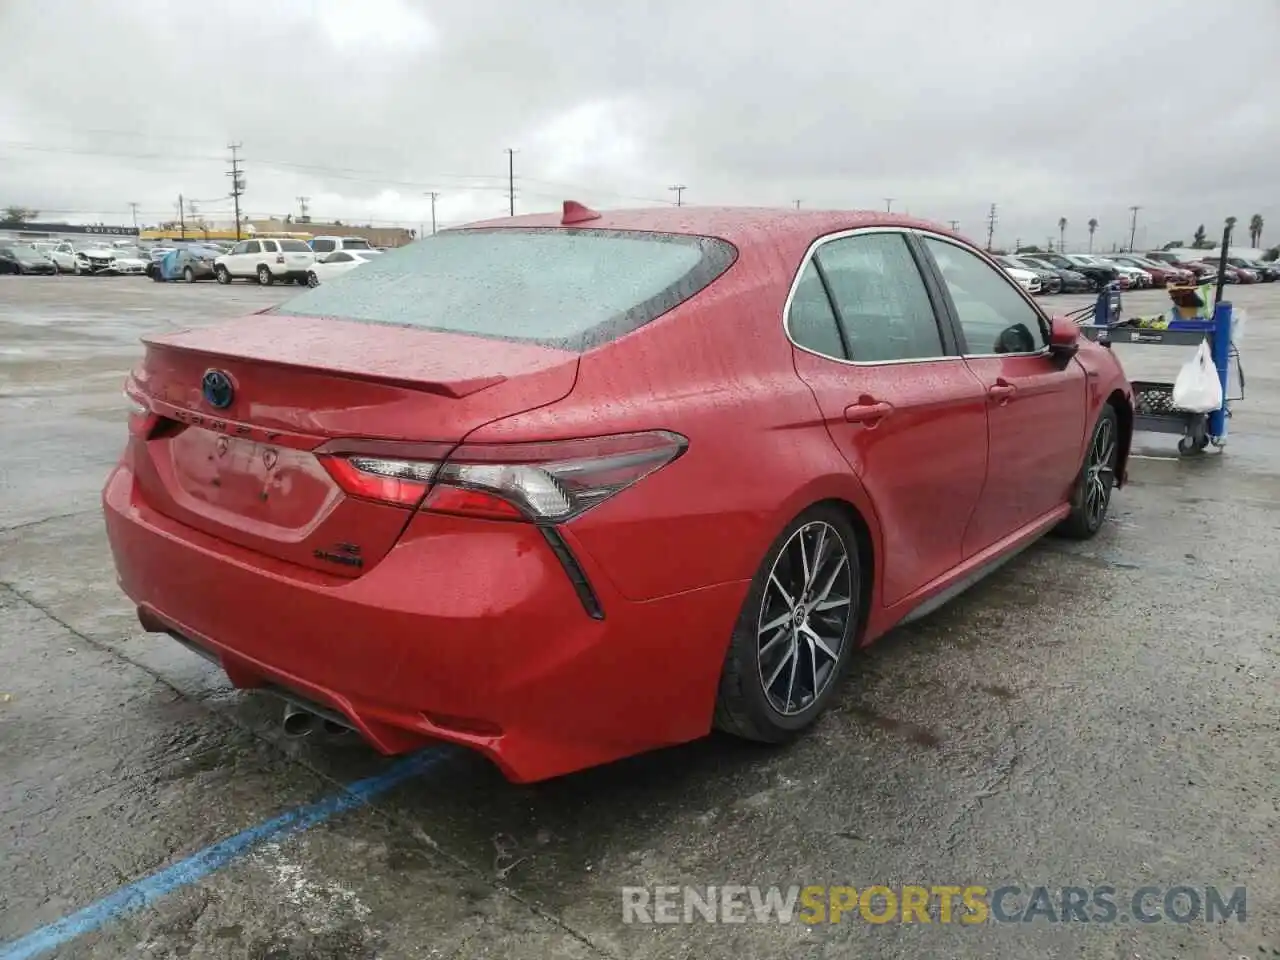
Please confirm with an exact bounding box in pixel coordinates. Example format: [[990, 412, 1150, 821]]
[[214, 238, 316, 285], [309, 235, 377, 257]]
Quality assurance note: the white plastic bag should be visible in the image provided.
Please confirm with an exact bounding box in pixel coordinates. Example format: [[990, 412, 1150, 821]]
[[1171, 340, 1223, 413]]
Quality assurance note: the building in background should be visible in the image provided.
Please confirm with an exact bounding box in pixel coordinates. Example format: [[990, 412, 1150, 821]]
[[249, 219, 415, 248]]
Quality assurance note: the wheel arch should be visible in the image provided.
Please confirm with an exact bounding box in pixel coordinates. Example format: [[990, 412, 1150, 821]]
[[1106, 388, 1134, 487], [811, 497, 876, 647]]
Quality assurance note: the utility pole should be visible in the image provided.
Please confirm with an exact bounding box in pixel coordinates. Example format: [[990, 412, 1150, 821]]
[[948, 220, 960, 231], [794, 200, 802, 210], [504, 148, 517, 217], [1128, 205, 1141, 252], [985, 203, 998, 251], [425, 192, 439, 234], [669, 184, 686, 207], [227, 142, 245, 240], [296, 196, 310, 222], [177, 194, 186, 239], [884, 198, 895, 213], [128, 202, 139, 232], [1015, 237, 1021, 252]]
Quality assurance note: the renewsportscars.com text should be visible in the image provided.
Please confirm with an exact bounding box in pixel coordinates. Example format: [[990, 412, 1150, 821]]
[[621, 884, 1247, 925]]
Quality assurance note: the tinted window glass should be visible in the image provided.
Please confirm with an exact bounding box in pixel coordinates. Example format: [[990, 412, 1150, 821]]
[[244, 241, 260, 254], [280, 239, 310, 252], [814, 233, 943, 362], [274, 228, 737, 351], [786, 261, 845, 359], [328, 252, 353, 263], [312, 239, 335, 252], [342, 238, 373, 250], [924, 238, 1048, 354]]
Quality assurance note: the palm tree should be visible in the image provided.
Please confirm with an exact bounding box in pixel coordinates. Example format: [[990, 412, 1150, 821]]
[[1087, 218, 1098, 252], [1058, 217, 1068, 252], [1226, 216, 1238, 244], [1249, 213, 1264, 247]]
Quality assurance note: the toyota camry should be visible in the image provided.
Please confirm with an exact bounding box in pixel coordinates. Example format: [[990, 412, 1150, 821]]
[[103, 204, 1133, 782]]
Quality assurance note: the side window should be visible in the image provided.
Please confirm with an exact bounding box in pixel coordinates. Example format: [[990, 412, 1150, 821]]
[[813, 233, 944, 362], [244, 241, 261, 254], [312, 239, 334, 253], [786, 261, 846, 359], [261, 240, 278, 253], [923, 238, 1048, 355], [229, 242, 248, 255]]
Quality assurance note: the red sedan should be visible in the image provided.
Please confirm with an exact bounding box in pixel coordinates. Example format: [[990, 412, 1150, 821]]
[[103, 206, 1134, 782]]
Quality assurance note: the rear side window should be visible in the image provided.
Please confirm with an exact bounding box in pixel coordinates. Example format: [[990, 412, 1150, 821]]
[[244, 241, 261, 254], [814, 233, 944, 362], [312, 239, 335, 253], [787, 262, 845, 359], [274, 228, 737, 351]]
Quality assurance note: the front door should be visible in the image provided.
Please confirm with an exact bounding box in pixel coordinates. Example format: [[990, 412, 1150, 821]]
[[918, 236, 1088, 556], [788, 230, 990, 608]]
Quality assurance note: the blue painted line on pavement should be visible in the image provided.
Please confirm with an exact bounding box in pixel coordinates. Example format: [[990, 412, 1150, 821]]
[[0, 749, 448, 960]]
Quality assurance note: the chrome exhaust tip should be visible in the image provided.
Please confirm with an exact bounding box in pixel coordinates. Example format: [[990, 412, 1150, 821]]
[[282, 702, 315, 738]]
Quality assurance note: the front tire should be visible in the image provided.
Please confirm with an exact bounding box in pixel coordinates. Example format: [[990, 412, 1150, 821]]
[[215, 266, 231, 284], [1058, 405, 1119, 539], [714, 506, 860, 742]]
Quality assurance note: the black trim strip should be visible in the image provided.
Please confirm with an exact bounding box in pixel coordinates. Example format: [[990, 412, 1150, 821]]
[[539, 526, 605, 620]]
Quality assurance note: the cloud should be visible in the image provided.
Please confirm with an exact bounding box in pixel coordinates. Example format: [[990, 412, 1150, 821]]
[[0, 0, 1277, 250]]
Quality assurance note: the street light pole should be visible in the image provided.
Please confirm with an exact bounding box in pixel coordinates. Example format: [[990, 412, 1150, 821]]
[[669, 184, 686, 207]]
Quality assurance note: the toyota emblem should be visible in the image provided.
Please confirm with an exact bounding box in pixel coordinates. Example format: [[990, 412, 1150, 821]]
[[201, 369, 234, 410]]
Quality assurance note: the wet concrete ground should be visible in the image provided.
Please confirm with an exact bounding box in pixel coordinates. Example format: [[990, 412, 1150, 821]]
[[0, 275, 1277, 959]]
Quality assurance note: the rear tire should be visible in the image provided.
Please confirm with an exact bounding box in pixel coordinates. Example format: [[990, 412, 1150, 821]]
[[714, 505, 860, 742], [306, 271, 319, 287], [183, 266, 195, 283], [1057, 405, 1119, 539], [257, 265, 273, 285]]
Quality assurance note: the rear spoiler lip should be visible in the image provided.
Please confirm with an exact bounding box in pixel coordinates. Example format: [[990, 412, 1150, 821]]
[[138, 335, 507, 399]]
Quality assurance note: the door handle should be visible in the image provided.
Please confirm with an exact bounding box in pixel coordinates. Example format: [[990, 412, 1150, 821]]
[[988, 379, 1017, 404], [844, 398, 894, 424]]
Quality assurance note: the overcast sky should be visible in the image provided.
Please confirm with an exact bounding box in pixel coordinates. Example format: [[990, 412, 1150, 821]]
[[1, 0, 1277, 251]]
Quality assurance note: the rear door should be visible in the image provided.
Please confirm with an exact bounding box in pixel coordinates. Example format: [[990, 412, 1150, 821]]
[[916, 235, 1087, 555], [788, 229, 990, 607]]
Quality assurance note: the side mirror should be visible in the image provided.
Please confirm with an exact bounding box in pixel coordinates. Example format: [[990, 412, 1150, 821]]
[[1048, 316, 1080, 359]]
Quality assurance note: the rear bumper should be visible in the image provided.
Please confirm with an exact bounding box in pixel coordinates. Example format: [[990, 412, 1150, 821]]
[[103, 463, 746, 782]]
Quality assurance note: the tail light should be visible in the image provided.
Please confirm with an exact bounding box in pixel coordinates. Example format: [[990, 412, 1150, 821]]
[[319, 431, 687, 523], [276, 254, 285, 264]]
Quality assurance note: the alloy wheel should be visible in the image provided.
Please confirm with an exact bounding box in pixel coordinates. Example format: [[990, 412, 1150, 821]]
[[756, 521, 853, 716], [1084, 417, 1116, 528]]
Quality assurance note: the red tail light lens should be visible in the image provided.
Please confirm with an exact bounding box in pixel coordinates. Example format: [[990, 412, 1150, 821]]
[[423, 431, 687, 522], [320, 431, 687, 521]]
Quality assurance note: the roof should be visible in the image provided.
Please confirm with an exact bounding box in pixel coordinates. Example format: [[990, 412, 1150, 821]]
[[464, 205, 960, 246]]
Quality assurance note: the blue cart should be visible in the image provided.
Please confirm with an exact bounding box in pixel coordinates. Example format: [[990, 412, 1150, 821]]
[[1074, 282, 1239, 456]]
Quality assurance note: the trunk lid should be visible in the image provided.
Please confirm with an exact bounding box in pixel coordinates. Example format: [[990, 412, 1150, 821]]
[[128, 312, 579, 576]]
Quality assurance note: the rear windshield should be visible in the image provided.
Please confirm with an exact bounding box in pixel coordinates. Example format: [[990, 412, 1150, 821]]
[[273, 227, 737, 351], [279, 239, 311, 252], [342, 238, 373, 249]]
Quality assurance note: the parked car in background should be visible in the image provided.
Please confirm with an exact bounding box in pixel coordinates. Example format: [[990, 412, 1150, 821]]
[[1107, 255, 1183, 287], [1035, 252, 1118, 290], [32, 241, 78, 273], [995, 255, 1059, 293], [214, 238, 316, 285], [1144, 251, 1216, 280], [72, 243, 147, 275], [1012, 255, 1093, 293], [305, 249, 383, 286], [103, 207, 1134, 782], [152, 244, 224, 282], [1085, 256, 1151, 289], [309, 235, 377, 257], [997, 262, 1043, 295], [1227, 257, 1276, 282], [0, 243, 59, 275]]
